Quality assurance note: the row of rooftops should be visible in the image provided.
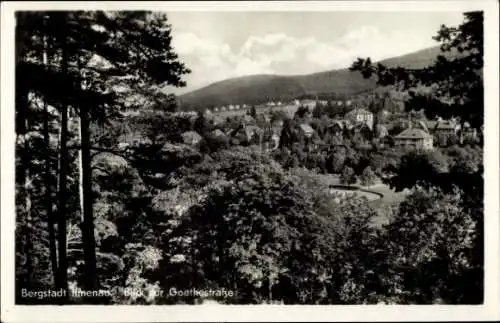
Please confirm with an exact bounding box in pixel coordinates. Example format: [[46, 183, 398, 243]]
[[173, 104, 477, 143], [394, 128, 433, 140], [179, 122, 314, 146], [176, 116, 477, 148], [201, 99, 361, 114], [394, 118, 478, 140]]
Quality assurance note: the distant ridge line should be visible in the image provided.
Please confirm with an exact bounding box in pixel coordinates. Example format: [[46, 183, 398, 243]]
[[178, 45, 451, 111]]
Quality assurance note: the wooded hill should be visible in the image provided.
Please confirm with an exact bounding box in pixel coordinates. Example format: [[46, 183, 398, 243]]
[[178, 46, 455, 111]]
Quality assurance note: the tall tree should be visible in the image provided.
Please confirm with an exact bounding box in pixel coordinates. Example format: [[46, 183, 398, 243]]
[[55, 13, 70, 293], [194, 111, 211, 136], [15, 12, 32, 289], [248, 105, 257, 118], [16, 12, 68, 295], [279, 119, 299, 149], [41, 17, 58, 283], [350, 11, 483, 128], [70, 11, 191, 292], [15, 11, 191, 298]]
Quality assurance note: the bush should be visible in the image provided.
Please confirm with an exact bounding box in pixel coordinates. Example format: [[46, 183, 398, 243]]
[[360, 166, 377, 186], [341, 166, 357, 185]]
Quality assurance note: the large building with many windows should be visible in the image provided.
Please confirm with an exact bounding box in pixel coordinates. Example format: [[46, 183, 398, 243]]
[[345, 108, 374, 129]]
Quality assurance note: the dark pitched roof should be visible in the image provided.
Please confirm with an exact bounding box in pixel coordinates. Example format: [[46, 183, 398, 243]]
[[394, 128, 432, 139], [424, 120, 438, 129], [436, 120, 458, 130]]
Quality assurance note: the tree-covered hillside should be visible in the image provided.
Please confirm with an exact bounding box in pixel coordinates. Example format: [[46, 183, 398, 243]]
[[179, 75, 308, 110], [178, 46, 455, 111]]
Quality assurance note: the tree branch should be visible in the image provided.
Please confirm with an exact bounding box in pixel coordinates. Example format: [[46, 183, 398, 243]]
[[68, 144, 130, 160], [92, 165, 113, 176], [90, 147, 130, 160]]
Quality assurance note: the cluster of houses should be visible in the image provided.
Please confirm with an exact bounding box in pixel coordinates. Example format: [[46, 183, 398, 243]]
[[210, 103, 249, 112], [175, 100, 479, 152], [391, 117, 479, 150], [174, 106, 363, 151], [205, 99, 334, 118]]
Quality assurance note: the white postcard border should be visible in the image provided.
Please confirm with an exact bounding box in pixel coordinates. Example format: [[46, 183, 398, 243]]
[[1, 1, 499, 322]]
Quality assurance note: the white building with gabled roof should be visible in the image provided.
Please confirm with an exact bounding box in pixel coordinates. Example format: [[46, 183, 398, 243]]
[[394, 128, 433, 150], [345, 108, 374, 129]]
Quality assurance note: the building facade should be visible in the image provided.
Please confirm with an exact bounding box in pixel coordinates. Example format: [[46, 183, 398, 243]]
[[435, 120, 460, 136], [299, 100, 317, 109], [394, 128, 433, 150], [345, 108, 374, 130]]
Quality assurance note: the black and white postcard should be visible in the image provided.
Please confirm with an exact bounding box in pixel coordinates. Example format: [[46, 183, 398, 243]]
[[1, 1, 499, 322]]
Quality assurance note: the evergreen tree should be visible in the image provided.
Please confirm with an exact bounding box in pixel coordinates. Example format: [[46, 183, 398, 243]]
[[350, 11, 483, 128], [15, 11, 190, 300]]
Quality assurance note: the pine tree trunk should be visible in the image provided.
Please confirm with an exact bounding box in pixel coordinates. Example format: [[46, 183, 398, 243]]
[[17, 94, 33, 290], [76, 53, 99, 294], [42, 29, 59, 284], [56, 16, 69, 295], [44, 102, 59, 285], [80, 105, 98, 291], [191, 235, 197, 289], [268, 277, 273, 303], [15, 13, 33, 289], [24, 125, 33, 288], [217, 214, 225, 287]]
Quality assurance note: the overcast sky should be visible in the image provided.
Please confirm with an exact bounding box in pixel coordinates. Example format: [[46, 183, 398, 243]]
[[167, 11, 465, 93]]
